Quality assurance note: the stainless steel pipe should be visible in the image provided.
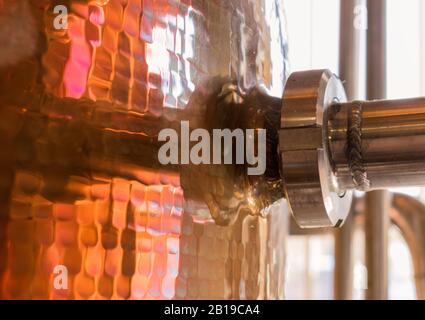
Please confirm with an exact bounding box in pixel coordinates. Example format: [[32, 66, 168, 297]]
[[328, 98, 425, 191]]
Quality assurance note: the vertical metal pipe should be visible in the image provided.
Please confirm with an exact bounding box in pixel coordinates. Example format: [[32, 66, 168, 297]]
[[365, 0, 389, 300], [334, 212, 355, 299], [334, 0, 361, 300], [421, 1, 425, 95], [366, 0, 387, 98], [365, 191, 391, 299], [339, 0, 361, 99]]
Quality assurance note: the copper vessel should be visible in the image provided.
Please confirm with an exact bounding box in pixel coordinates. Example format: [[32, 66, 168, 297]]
[[0, 0, 289, 299]]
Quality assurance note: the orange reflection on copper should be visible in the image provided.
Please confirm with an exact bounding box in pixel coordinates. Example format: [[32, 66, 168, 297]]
[[3, 168, 183, 300]]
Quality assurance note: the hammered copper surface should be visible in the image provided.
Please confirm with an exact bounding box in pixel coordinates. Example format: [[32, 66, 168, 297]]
[[0, 0, 289, 299]]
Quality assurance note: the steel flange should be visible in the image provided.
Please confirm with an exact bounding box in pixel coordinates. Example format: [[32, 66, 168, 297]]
[[279, 69, 353, 228]]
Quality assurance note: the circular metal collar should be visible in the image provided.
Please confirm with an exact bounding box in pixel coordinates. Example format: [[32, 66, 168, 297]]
[[279, 70, 353, 228]]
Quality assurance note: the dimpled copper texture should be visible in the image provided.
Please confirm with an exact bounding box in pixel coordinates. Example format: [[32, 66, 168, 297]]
[[3, 169, 183, 299], [0, 0, 289, 299]]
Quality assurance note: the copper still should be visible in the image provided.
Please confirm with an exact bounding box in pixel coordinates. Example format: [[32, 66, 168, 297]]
[[0, 0, 289, 300], [2, 0, 425, 301]]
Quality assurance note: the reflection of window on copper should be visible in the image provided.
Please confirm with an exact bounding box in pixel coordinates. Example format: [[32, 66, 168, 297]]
[[4, 169, 183, 299], [43, 0, 197, 114]]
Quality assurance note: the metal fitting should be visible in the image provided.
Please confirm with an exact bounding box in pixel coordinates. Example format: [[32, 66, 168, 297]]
[[279, 70, 353, 228], [280, 69, 425, 229]]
